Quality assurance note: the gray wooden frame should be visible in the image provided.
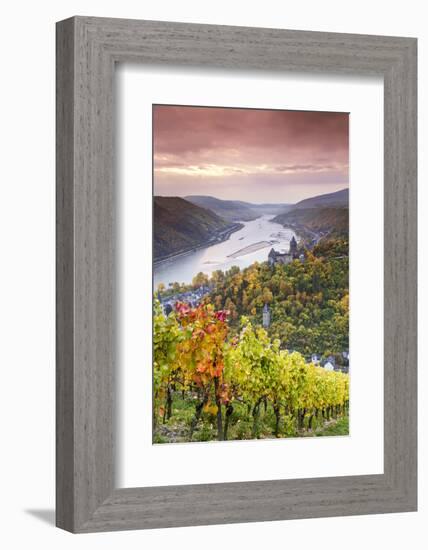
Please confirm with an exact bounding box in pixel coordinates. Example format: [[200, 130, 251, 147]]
[[56, 16, 417, 533]]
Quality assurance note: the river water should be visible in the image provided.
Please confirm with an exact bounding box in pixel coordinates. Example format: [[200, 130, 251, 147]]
[[153, 215, 296, 288]]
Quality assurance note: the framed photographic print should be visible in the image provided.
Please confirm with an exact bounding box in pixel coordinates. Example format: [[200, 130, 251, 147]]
[[56, 16, 417, 532]]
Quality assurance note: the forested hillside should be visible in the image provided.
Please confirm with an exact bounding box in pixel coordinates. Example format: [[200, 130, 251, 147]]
[[207, 238, 349, 357], [185, 195, 260, 221], [272, 207, 349, 239], [154, 196, 240, 261], [293, 188, 349, 209]]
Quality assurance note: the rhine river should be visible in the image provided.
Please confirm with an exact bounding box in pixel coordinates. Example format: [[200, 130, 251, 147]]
[[154, 215, 297, 288]]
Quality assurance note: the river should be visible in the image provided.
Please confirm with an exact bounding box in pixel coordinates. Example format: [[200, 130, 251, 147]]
[[153, 215, 297, 288]]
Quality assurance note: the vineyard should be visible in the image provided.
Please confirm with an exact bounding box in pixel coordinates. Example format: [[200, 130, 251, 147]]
[[153, 300, 349, 443]]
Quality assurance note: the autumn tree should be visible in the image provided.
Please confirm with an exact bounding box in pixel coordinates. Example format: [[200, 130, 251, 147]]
[[192, 271, 209, 288]]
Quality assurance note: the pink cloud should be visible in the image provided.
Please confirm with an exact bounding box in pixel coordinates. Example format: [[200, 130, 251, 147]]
[[153, 105, 349, 202]]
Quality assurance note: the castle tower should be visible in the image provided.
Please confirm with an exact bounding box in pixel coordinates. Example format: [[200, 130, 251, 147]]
[[262, 303, 271, 328], [289, 235, 298, 257], [268, 248, 277, 266]]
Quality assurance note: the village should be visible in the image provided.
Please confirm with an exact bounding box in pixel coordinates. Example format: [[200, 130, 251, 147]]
[[158, 284, 212, 317]]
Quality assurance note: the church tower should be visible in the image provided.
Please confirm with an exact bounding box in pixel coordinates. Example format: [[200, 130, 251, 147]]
[[289, 235, 298, 257], [262, 303, 271, 328]]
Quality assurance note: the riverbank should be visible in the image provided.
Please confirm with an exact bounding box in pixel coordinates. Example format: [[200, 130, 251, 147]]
[[154, 222, 244, 266], [153, 216, 298, 288], [270, 219, 318, 249], [227, 240, 272, 259]]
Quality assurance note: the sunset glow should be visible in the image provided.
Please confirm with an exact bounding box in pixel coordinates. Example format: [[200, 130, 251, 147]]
[[153, 105, 349, 203]]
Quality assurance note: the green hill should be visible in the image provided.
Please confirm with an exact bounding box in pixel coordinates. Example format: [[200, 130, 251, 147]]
[[272, 207, 349, 240], [154, 197, 239, 261]]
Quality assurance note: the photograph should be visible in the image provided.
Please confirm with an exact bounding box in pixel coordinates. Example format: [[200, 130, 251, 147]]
[[152, 104, 350, 444]]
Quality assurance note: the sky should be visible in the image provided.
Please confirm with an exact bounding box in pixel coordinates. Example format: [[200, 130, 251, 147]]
[[153, 105, 349, 204]]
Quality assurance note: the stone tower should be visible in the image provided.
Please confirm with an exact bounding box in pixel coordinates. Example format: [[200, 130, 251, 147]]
[[262, 303, 271, 328], [268, 248, 277, 266], [289, 235, 298, 257]]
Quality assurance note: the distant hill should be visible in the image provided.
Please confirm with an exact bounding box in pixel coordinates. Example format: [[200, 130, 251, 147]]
[[154, 197, 239, 261], [250, 203, 293, 216], [272, 207, 349, 241], [185, 196, 259, 222], [185, 195, 292, 221], [293, 188, 349, 210]]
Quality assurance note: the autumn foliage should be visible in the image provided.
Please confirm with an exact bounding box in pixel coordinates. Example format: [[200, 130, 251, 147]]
[[153, 299, 349, 443]]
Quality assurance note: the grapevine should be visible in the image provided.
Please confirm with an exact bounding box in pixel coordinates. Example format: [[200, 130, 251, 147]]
[[153, 301, 349, 442]]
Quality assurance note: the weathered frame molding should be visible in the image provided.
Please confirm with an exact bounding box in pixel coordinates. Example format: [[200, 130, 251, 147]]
[[56, 16, 417, 533]]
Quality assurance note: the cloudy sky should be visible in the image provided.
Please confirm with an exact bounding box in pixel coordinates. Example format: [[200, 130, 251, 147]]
[[153, 105, 349, 204]]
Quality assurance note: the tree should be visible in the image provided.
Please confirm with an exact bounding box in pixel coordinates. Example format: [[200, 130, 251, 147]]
[[153, 299, 183, 426], [175, 302, 230, 440], [192, 272, 209, 288], [262, 287, 273, 304]]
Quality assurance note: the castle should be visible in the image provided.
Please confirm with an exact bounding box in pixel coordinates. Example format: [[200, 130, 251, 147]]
[[268, 235, 299, 266]]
